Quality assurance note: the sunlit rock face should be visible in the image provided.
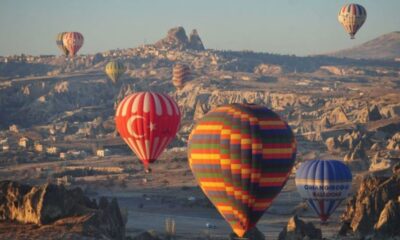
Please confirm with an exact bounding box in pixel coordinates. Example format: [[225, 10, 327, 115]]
[[0, 181, 125, 240], [278, 215, 322, 240], [340, 165, 400, 238]]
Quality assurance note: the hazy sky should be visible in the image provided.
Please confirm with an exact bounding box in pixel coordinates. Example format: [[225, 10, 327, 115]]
[[0, 0, 399, 56]]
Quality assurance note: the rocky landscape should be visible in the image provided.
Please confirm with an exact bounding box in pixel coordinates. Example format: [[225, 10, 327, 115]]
[[0, 27, 399, 239], [0, 181, 125, 240]]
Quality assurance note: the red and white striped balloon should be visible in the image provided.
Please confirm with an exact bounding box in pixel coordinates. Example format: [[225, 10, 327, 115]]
[[115, 92, 181, 169], [62, 32, 84, 57]]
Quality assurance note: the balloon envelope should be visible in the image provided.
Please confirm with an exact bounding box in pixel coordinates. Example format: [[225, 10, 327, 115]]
[[338, 4, 367, 39], [115, 92, 181, 169], [105, 61, 126, 83], [188, 104, 297, 237], [62, 32, 84, 57], [56, 32, 69, 56], [172, 64, 190, 90], [295, 160, 352, 222]]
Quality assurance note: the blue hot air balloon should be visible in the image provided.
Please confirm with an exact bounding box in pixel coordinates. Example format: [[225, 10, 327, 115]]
[[295, 160, 352, 222]]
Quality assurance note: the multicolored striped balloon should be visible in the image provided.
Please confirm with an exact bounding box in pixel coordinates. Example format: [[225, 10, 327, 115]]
[[172, 63, 190, 90], [188, 104, 297, 237], [56, 32, 69, 56], [115, 92, 181, 170], [295, 160, 352, 222], [105, 61, 126, 84], [338, 3, 367, 39], [62, 32, 84, 57]]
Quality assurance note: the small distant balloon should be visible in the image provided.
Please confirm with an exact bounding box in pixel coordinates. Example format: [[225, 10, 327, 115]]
[[338, 3, 367, 39], [62, 32, 84, 57], [56, 32, 69, 56], [105, 61, 126, 84], [172, 64, 190, 90], [295, 160, 352, 223]]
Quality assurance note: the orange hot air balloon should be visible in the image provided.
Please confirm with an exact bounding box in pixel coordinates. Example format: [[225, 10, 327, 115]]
[[62, 32, 84, 57], [188, 104, 297, 237], [115, 92, 181, 171]]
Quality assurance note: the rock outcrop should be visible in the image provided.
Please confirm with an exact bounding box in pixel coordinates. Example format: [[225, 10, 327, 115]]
[[320, 116, 331, 129], [320, 66, 346, 76], [357, 104, 383, 123], [188, 29, 205, 51], [155, 27, 189, 50], [374, 199, 400, 237], [340, 165, 400, 238], [325, 137, 340, 152], [0, 181, 125, 240], [254, 64, 283, 75], [154, 27, 204, 51], [387, 132, 400, 150], [329, 107, 349, 125], [278, 215, 322, 240]]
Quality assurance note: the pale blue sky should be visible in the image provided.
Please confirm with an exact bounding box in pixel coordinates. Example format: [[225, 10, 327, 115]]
[[0, 0, 399, 56]]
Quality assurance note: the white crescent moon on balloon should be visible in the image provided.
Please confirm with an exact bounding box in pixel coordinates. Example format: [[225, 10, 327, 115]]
[[127, 115, 145, 138]]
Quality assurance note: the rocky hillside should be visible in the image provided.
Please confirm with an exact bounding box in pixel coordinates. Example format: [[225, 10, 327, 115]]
[[327, 31, 400, 60], [339, 164, 400, 239], [0, 181, 125, 240]]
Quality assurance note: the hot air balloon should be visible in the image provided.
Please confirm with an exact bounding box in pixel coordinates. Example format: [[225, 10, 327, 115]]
[[188, 104, 297, 237], [105, 61, 126, 84], [338, 3, 367, 39], [295, 160, 352, 223], [62, 32, 84, 57], [172, 64, 190, 90], [56, 32, 69, 56], [115, 92, 181, 171]]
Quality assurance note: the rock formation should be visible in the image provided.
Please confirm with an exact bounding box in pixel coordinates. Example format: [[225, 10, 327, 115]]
[[344, 142, 368, 161], [0, 181, 125, 240], [320, 66, 346, 75], [154, 27, 204, 51], [320, 115, 331, 129], [278, 215, 322, 240], [155, 27, 189, 50], [374, 199, 400, 237], [329, 107, 349, 125], [254, 64, 283, 75], [340, 164, 400, 238], [188, 29, 205, 51], [325, 137, 339, 152], [369, 153, 394, 172], [357, 104, 383, 123], [387, 132, 400, 150]]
